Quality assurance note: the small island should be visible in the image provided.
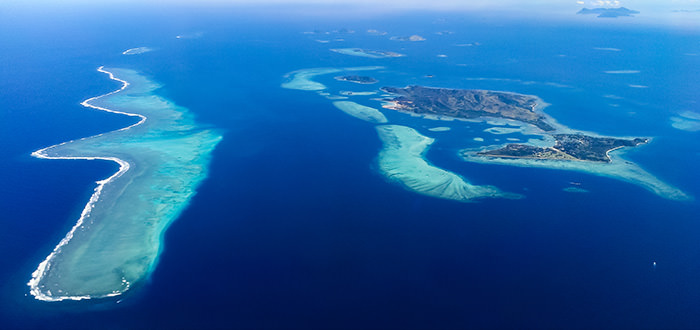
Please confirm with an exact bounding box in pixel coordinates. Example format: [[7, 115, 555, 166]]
[[335, 75, 378, 84], [390, 35, 426, 41], [476, 134, 648, 162], [577, 7, 639, 18], [381, 85, 555, 131]]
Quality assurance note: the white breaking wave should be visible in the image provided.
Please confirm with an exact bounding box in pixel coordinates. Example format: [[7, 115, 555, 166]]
[[27, 67, 146, 302]]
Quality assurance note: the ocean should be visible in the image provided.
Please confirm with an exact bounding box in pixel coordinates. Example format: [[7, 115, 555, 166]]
[[1, 3, 699, 329]]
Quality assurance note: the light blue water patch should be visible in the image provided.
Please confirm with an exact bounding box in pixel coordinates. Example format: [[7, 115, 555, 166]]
[[375, 125, 520, 201], [332, 101, 388, 124]]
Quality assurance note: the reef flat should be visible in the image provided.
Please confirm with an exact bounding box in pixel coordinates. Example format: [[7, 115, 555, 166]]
[[283, 67, 517, 202], [376, 125, 518, 201], [332, 101, 388, 124], [28, 67, 222, 301], [462, 146, 689, 200], [330, 48, 404, 58]]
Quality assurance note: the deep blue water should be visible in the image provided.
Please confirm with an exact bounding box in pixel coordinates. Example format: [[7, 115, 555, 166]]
[[1, 4, 699, 329]]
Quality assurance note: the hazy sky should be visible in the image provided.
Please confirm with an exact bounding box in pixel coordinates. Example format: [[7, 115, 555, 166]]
[[3, 0, 699, 25], [5, 0, 700, 8]]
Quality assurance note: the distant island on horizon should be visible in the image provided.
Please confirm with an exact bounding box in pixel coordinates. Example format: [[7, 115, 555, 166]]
[[577, 7, 640, 18], [330, 48, 404, 59]]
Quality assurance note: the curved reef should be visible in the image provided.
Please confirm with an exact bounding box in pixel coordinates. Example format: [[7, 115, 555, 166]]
[[28, 67, 222, 301], [376, 125, 520, 201], [330, 48, 404, 58]]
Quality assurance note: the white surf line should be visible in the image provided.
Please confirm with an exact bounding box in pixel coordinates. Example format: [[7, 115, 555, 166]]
[[28, 67, 146, 302]]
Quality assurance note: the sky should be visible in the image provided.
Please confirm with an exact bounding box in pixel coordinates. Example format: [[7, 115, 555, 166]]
[[1, 0, 699, 28], [3, 0, 700, 8]]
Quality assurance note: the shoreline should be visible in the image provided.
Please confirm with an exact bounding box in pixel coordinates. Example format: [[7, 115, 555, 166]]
[[461, 147, 691, 201], [28, 67, 147, 302]]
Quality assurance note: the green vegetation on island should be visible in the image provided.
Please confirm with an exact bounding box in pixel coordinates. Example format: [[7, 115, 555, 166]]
[[382, 85, 651, 163], [476, 134, 648, 162], [381, 85, 555, 131], [334, 75, 378, 84]]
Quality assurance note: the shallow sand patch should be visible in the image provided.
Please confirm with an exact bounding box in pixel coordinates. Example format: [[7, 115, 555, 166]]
[[428, 127, 451, 132], [332, 101, 388, 124], [376, 125, 519, 201], [671, 111, 700, 132]]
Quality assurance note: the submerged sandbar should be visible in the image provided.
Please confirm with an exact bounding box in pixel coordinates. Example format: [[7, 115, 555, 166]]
[[28, 67, 222, 301], [332, 101, 387, 124], [330, 48, 404, 58], [376, 125, 519, 201], [122, 47, 154, 55]]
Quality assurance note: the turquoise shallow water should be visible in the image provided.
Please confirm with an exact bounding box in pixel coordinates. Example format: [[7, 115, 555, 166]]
[[29, 68, 222, 301]]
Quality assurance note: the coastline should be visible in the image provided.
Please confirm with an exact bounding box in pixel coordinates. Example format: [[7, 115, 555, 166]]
[[28, 67, 144, 302], [461, 147, 691, 201]]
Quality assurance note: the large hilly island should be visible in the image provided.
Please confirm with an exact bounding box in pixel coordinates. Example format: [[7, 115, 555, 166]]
[[382, 85, 650, 163], [381, 85, 555, 131]]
